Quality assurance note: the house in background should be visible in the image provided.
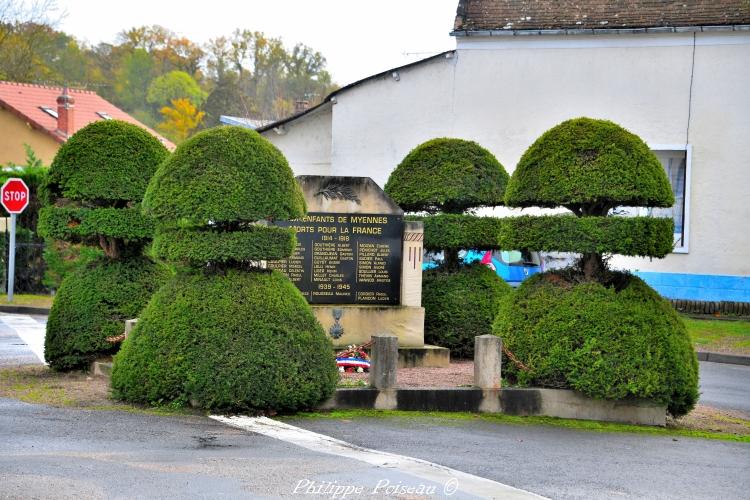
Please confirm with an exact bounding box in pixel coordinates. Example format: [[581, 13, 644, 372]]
[[258, 0, 750, 303], [0, 81, 174, 165]]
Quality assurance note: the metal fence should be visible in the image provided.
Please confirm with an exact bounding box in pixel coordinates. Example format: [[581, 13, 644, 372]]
[[1, 219, 47, 294]]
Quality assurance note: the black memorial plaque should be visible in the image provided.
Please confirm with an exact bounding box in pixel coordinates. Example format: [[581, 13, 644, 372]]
[[268, 213, 403, 304]]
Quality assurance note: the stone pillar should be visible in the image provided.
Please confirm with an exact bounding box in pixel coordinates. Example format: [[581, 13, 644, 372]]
[[370, 335, 398, 389], [124, 319, 138, 339], [474, 335, 502, 389], [400, 220, 423, 307]]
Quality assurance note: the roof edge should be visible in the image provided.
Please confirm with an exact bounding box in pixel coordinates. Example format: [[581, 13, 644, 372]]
[[451, 24, 750, 37], [0, 98, 66, 144], [257, 50, 456, 133]]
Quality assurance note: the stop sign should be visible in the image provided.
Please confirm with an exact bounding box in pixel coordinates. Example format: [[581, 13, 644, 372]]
[[1, 178, 30, 214]]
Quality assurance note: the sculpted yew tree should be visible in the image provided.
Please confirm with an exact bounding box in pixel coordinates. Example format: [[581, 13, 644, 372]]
[[385, 138, 512, 358], [39, 120, 170, 371], [111, 126, 337, 411], [495, 118, 698, 416]]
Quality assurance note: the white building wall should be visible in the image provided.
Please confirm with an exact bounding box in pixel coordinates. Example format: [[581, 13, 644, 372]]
[[266, 104, 333, 177], [264, 31, 750, 280], [329, 54, 459, 186]]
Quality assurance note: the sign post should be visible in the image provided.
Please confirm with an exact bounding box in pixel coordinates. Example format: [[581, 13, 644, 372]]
[[1, 178, 30, 302]]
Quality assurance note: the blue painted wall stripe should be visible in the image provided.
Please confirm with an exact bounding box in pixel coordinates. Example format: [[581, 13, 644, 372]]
[[634, 272, 750, 302]]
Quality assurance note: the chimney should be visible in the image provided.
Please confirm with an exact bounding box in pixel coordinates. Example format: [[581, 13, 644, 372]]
[[294, 99, 309, 114], [56, 87, 75, 137]]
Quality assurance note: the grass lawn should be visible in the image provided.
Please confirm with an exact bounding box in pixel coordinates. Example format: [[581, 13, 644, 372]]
[[683, 316, 750, 355], [294, 408, 750, 443], [0, 293, 53, 308], [0, 365, 194, 416]]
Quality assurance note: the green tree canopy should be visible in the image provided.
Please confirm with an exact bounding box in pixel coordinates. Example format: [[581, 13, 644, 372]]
[[147, 70, 207, 107]]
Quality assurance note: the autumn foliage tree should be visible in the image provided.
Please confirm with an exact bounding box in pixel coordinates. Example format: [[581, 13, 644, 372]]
[[0, 11, 337, 136], [158, 98, 205, 143]]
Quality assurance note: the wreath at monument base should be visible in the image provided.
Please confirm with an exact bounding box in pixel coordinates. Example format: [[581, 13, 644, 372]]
[[336, 344, 371, 373]]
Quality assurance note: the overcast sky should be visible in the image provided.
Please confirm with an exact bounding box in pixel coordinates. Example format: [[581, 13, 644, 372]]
[[54, 0, 459, 86]]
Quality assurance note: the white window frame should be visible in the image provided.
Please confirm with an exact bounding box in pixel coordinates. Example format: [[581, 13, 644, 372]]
[[648, 143, 692, 254]]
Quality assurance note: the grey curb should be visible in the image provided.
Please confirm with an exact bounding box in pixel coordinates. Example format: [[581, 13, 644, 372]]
[[0, 304, 51, 315], [696, 351, 750, 366]]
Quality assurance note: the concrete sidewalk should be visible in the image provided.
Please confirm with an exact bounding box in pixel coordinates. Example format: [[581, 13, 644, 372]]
[[0, 313, 46, 367]]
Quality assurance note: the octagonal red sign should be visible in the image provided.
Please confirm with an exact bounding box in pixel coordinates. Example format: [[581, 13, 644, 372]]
[[1, 178, 30, 214]]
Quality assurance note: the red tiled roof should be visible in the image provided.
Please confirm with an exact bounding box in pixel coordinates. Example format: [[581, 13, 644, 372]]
[[0, 81, 175, 149], [453, 0, 750, 32]]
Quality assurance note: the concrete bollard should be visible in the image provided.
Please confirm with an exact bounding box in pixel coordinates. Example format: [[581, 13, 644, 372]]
[[370, 334, 398, 390], [124, 319, 138, 339], [474, 335, 502, 389]]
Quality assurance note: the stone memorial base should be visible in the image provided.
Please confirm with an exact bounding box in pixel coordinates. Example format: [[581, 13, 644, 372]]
[[314, 304, 449, 368]]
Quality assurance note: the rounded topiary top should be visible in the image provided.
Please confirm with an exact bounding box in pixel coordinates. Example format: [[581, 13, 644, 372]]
[[505, 118, 673, 211], [384, 138, 509, 214], [143, 126, 305, 225], [45, 120, 169, 204]]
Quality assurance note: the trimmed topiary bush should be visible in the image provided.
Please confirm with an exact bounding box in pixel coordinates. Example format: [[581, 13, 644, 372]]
[[501, 117, 675, 280], [43, 119, 170, 204], [498, 215, 674, 258], [423, 264, 511, 358], [385, 138, 511, 358], [111, 270, 337, 411], [496, 117, 698, 416], [112, 126, 337, 412], [412, 214, 505, 253], [495, 272, 698, 417], [44, 257, 170, 371], [143, 125, 305, 226], [385, 137, 509, 215], [38, 120, 170, 370], [504, 117, 673, 210]]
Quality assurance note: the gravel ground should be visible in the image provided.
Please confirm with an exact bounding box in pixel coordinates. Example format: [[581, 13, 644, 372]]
[[340, 360, 475, 387]]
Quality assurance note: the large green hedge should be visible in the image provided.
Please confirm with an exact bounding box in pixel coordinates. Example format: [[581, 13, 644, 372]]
[[494, 271, 699, 417], [497, 215, 674, 258], [111, 270, 338, 411], [384, 138, 509, 214], [423, 265, 512, 358], [505, 118, 674, 210], [44, 120, 169, 204], [143, 126, 305, 226], [113, 126, 337, 411], [44, 257, 170, 371], [411, 214, 504, 252]]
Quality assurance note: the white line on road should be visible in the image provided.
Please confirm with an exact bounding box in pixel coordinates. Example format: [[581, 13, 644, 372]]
[[211, 415, 546, 499], [1, 314, 46, 365]]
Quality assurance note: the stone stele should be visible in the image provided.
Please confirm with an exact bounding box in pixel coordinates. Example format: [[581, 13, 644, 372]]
[[270, 176, 448, 368]]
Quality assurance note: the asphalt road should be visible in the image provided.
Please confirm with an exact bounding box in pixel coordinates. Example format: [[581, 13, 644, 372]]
[[698, 361, 750, 414], [0, 397, 476, 499], [1, 313, 749, 499], [288, 415, 750, 500]]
